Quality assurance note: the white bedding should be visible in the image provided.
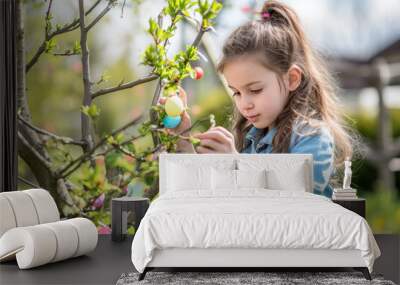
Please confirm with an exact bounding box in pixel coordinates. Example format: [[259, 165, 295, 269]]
[[131, 190, 381, 273]]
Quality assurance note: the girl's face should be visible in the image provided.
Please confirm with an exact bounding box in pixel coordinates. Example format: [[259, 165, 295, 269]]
[[223, 54, 289, 129]]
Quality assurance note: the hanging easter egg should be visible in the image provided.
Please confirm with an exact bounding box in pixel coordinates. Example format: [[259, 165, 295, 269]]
[[193, 66, 204, 80], [163, 115, 181, 129], [165, 95, 184, 116]]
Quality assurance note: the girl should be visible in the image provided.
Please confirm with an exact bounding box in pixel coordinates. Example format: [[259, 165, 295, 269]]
[[163, 0, 355, 198]]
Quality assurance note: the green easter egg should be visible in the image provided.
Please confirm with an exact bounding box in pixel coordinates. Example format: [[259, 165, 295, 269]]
[[165, 95, 184, 116]]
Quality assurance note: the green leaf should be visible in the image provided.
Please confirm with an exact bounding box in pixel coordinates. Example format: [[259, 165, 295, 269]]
[[81, 105, 90, 116], [97, 72, 111, 84], [127, 225, 136, 235], [81, 104, 100, 119], [105, 150, 123, 168], [143, 173, 155, 185], [46, 13, 54, 21], [115, 133, 125, 144], [159, 30, 173, 42], [196, 0, 222, 26], [147, 18, 159, 38], [125, 142, 136, 154], [211, 0, 222, 14], [140, 44, 166, 69], [44, 38, 57, 53], [88, 104, 100, 118], [106, 135, 116, 145], [138, 121, 152, 136], [185, 45, 199, 61], [73, 41, 81, 54]]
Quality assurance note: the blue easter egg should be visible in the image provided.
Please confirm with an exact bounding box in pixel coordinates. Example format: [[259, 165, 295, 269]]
[[163, 115, 181, 128]]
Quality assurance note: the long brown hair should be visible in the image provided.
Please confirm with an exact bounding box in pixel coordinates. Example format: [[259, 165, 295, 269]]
[[217, 0, 356, 169]]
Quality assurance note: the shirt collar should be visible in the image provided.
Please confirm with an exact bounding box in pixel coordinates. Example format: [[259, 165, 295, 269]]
[[245, 126, 277, 146]]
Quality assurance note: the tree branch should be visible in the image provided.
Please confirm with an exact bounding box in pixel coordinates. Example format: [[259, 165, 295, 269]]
[[26, 0, 102, 73], [78, 0, 95, 155], [86, 0, 102, 15], [85, 0, 116, 32], [18, 176, 41, 188], [61, 132, 146, 179], [94, 128, 165, 159], [108, 114, 145, 138], [149, 24, 210, 146], [109, 142, 138, 160], [58, 114, 144, 178], [92, 74, 158, 99], [150, 10, 192, 108], [56, 178, 79, 210], [18, 114, 85, 146], [18, 131, 53, 171], [45, 0, 53, 26], [192, 26, 209, 48], [184, 17, 232, 96], [52, 51, 80, 56]]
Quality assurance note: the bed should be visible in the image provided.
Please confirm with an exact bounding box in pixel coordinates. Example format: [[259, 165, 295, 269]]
[[131, 153, 381, 281]]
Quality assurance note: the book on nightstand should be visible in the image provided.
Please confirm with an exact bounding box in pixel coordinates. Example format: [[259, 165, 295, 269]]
[[332, 187, 358, 200]]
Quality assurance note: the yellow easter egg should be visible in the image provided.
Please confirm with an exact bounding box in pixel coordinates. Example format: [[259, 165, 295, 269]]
[[165, 95, 184, 116]]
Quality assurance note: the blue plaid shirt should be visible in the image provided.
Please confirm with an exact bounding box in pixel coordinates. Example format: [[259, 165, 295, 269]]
[[241, 124, 335, 198]]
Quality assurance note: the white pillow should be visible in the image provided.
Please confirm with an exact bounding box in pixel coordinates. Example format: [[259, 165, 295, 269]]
[[167, 162, 212, 191], [212, 168, 236, 190], [235, 169, 268, 189], [211, 168, 268, 190], [266, 167, 307, 191], [237, 158, 309, 192]]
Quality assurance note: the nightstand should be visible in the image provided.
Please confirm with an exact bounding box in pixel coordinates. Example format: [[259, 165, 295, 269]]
[[111, 197, 150, 242], [332, 198, 365, 218]]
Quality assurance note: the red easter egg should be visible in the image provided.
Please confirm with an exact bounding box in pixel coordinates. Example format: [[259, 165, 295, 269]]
[[194, 67, 204, 80]]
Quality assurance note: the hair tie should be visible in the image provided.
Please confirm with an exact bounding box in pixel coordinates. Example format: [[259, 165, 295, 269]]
[[262, 11, 271, 19], [261, 9, 271, 22]]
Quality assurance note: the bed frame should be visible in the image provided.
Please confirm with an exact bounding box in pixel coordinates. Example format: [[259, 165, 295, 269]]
[[139, 248, 371, 280], [138, 153, 372, 281]]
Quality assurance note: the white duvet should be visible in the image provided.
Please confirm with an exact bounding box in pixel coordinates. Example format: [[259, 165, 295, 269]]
[[131, 189, 381, 273]]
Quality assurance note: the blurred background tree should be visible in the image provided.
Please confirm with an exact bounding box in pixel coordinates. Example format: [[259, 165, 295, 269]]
[[17, 0, 222, 233]]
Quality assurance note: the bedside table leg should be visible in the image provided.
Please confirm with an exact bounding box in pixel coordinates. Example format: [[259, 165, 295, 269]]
[[112, 201, 123, 241], [134, 202, 149, 233]]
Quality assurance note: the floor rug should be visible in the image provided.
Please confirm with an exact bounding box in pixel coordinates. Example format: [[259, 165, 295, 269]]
[[116, 271, 396, 285]]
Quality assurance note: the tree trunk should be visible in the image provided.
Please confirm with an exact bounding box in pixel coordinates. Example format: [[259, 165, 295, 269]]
[[16, 0, 77, 215], [375, 59, 395, 191], [78, 0, 95, 164]]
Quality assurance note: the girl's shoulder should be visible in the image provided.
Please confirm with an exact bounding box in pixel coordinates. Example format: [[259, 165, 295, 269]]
[[289, 120, 334, 151]]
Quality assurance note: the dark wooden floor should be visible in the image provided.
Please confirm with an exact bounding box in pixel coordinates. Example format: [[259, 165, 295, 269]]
[[0, 234, 398, 285], [0, 235, 135, 285]]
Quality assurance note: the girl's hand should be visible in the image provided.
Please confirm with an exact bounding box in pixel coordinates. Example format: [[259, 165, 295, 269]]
[[159, 86, 196, 153], [159, 86, 192, 136], [192, 126, 239, 154]]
